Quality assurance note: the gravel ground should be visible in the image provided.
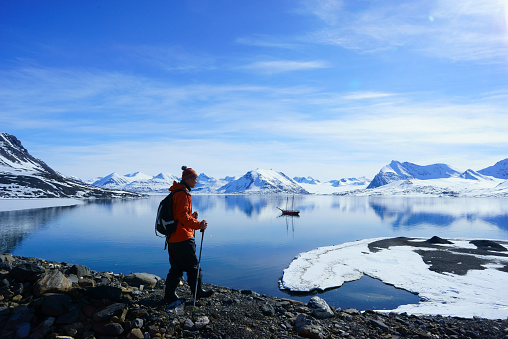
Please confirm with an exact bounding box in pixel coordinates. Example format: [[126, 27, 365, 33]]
[[1, 253, 507, 338]]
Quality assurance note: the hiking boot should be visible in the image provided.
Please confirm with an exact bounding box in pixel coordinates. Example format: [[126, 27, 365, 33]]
[[164, 274, 182, 303], [195, 287, 214, 300], [162, 291, 180, 304], [191, 278, 214, 300]]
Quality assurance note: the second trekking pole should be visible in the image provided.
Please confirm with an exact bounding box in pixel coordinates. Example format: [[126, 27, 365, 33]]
[[192, 229, 205, 317]]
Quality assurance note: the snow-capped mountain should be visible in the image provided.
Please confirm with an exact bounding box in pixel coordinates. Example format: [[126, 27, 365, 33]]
[[293, 176, 320, 185], [93, 172, 133, 188], [294, 176, 371, 194], [193, 174, 235, 193], [3, 132, 506, 198], [218, 169, 309, 194], [92, 172, 179, 193], [333, 159, 507, 198], [459, 169, 492, 181], [329, 177, 370, 187], [368, 161, 461, 189], [478, 159, 508, 179], [0, 133, 142, 198]]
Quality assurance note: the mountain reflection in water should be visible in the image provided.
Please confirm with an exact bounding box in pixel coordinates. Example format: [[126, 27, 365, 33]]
[[4, 195, 508, 311]]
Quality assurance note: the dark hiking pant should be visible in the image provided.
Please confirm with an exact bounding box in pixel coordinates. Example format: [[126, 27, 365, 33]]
[[166, 238, 202, 291]]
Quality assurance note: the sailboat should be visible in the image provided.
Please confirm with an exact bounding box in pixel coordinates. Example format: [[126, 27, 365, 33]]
[[278, 196, 300, 216]]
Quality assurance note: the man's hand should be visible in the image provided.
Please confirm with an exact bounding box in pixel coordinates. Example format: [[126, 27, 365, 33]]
[[200, 220, 208, 231]]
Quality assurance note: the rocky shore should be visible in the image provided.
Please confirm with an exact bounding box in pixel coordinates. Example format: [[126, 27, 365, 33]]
[[1, 254, 507, 339]]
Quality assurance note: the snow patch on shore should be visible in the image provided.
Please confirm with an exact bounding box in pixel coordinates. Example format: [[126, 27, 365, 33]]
[[280, 237, 508, 319]]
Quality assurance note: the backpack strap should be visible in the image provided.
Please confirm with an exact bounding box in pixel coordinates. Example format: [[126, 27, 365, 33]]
[[164, 188, 190, 248]]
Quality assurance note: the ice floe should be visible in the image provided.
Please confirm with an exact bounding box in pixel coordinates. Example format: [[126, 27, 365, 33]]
[[280, 237, 508, 319]]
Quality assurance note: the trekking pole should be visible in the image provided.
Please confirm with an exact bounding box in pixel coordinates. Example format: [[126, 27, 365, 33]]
[[192, 229, 205, 317]]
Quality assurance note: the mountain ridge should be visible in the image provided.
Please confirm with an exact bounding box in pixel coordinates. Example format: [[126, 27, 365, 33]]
[[1, 133, 507, 197], [0, 133, 143, 198]]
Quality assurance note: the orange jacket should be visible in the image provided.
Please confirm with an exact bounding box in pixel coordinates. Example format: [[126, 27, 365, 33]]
[[167, 181, 202, 243]]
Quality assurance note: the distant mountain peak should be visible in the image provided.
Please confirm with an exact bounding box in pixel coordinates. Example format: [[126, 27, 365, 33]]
[[368, 161, 461, 189], [0, 133, 141, 198], [460, 169, 492, 181], [293, 176, 320, 185], [329, 177, 370, 187], [478, 158, 508, 179], [219, 168, 308, 194], [0, 133, 58, 176]]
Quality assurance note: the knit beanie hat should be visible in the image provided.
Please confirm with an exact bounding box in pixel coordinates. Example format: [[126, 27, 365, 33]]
[[181, 166, 198, 180]]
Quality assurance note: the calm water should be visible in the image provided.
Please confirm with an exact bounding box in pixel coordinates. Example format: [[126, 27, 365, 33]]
[[2, 195, 508, 311]]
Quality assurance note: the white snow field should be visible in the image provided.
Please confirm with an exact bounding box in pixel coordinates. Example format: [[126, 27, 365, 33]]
[[280, 237, 508, 319]]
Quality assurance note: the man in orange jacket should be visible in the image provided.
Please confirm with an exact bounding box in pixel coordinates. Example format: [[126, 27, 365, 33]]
[[164, 166, 214, 304]]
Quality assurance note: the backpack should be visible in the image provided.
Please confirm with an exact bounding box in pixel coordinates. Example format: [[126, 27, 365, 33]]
[[155, 188, 185, 238]]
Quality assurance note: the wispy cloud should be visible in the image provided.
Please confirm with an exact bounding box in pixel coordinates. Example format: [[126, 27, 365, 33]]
[[296, 0, 344, 26], [235, 35, 299, 49], [115, 44, 217, 72], [242, 60, 331, 73], [301, 0, 508, 62], [2, 64, 507, 179]]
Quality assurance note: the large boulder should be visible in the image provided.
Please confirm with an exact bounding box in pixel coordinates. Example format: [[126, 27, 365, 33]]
[[10, 263, 46, 283], [33, 270, 72, 296], [307, 296, 334, 319], [123, 273, 160, 289], [67, 264, 91, 277]]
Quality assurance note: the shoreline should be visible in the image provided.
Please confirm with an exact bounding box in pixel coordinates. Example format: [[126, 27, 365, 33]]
[[1, 254, 507, 338], [0, 198, 84, 212]]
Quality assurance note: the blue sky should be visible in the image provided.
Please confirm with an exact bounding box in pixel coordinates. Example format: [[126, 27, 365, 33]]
[[1, 0, 507, 181]]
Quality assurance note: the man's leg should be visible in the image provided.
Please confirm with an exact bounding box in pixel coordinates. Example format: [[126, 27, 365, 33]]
[[164, 243, 185, 302], [180, 238, 213, 300]]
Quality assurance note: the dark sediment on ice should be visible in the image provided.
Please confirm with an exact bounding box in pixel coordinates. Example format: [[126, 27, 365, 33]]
[[1, 254, 507, 338]]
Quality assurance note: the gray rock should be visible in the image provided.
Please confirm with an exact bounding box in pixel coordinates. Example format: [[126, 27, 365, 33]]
[[0, 254, 14, 263], [183, 318, 195, 331], [470, 240, 507, 251], [131, 318, 144, 328], [370, 318, 390, 332], [123, 273, 160, 288], [55, 306, 81, 324], [307, 296, 334, 319], [0, 261, 12, 271], [127, 327, 145, 339], [93, 302, 128, 321], [67, 264, 91, 277], [41, 294, 72, 317], [85, 285, 122, 301], [426, 236, 453, 244], [294, 313, 330, 339], [10, 263, 46, 283], [93, 321, 125, 336], [33, 270, 72, 296], [0, 278, 10, 289], [194, 316, 210, 329], [261, 303, 275, 316]]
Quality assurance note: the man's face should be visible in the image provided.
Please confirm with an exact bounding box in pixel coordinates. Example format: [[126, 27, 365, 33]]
[[186, 176, 198, 188]]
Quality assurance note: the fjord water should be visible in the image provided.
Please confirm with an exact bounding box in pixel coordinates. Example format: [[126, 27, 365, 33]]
[[2, 195, 508, 311]]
